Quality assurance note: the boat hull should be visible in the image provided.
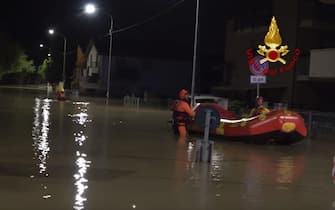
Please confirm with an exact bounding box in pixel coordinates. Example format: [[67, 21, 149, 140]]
[[188, 103, 307, 144]]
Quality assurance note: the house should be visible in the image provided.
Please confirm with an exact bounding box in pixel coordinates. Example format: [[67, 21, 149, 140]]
[[78, 40, 193, 98], [79, 40, 109, 94]]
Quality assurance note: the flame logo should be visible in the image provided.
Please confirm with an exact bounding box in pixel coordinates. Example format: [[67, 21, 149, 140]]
[[264, 17, 282, 48], [257, 16, 289, 64]]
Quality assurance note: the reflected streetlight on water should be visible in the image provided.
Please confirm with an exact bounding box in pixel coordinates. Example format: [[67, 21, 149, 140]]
[[333, 155, 335, 208], [69, 102, 92, 210], [32, 98, 52, 198]]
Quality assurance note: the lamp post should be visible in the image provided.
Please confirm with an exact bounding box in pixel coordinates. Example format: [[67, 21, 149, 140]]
[[107, 16, 113, 99], [190, 0, 200, 107], [85, 3, 113, 100], [48, 28, 67, 83]]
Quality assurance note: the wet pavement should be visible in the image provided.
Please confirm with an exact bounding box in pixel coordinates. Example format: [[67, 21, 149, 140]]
[[0, 88, 335, 210]]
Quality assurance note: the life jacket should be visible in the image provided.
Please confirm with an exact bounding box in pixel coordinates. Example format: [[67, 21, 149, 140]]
[[250, 105, 270, 116], [173, 111, 189, 125], [171, 100, 190, 125]]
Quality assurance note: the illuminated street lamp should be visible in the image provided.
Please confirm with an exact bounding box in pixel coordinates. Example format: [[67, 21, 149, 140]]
[[39, 43, 52, 60], [84, 3, 96, 14], [84, 3, 113, 100], [48, 29, 54, 35], [48, 28, 67, 83]]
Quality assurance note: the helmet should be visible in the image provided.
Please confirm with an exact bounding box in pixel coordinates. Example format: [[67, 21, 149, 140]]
[[178, 89, 188, 100], [256, 96, 263, 101], [255, 96, 264, 105]]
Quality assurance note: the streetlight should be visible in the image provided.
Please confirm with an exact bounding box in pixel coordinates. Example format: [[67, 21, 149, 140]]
[[48, 28, 67, 84], [190, 0, 200, 107], [39, 43, 52, 61], [84, 3, 113, 100]]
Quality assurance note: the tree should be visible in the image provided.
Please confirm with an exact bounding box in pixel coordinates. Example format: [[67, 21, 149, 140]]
[[10, 48, 36, 73], [0, 33, 20, 73], [0, 33, 36, 75], [37, 57, 52, 81]]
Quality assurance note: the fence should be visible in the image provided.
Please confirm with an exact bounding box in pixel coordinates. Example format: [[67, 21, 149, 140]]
[[123, 95, 140, 109], [300, 111, 335, 139]]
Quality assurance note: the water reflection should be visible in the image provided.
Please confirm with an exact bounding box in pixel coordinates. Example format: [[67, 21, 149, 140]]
[[276, 156, 304, 184], [175, 139, 197, 183], [74, 151, 91, 209], [174, 139, 225, 208], [276, 156, 295, 184], [333, 156, 335, 208], [69, 102, 92, 210], [244, 150, 305, 185], [32, 98, 52, 198], [210, 148, 225, 182]]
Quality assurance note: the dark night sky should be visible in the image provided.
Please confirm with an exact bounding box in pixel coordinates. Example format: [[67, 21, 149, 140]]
[[1, 0, 233, 61]]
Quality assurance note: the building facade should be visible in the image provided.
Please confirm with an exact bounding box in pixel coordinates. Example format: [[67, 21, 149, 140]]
[[78, 41, 193, 98], [215, 0, 335, 111]]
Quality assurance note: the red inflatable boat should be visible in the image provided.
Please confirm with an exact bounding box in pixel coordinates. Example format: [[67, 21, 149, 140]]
[[188, 103, 307, 144]]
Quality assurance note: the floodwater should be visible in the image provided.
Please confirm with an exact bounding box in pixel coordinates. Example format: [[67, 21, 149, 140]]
[[0, 88, 334, 210]]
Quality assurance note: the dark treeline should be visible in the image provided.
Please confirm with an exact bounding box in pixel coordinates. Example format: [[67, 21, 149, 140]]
[[0, 32, 61, 85]]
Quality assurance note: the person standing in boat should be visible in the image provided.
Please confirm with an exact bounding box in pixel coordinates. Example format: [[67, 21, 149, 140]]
[[171, 89, 195, 140], [249, 96, 270, 116]]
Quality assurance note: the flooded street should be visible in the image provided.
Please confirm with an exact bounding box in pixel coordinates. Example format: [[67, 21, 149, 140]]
[[0, 89, 334, 210]]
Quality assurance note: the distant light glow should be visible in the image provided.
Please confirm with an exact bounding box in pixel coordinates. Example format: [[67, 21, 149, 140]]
[[48, 29, 55, 35], [48, 53, 51, 57], [132, 204, 137, 208], [39, 44, 44, 48], [85, 3, 96, 14]]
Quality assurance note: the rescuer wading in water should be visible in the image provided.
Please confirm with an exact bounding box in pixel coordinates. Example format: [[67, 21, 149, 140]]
[[171, 89, 195, 140]]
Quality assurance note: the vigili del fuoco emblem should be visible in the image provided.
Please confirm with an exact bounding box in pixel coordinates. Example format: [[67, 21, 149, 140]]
[[257, 16, 289, 64]]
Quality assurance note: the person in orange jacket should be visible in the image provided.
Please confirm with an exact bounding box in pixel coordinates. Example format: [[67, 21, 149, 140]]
[[171, 89, 195, 139]]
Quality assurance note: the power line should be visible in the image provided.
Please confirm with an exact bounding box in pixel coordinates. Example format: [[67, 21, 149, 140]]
[[112, 0, 185, 34]]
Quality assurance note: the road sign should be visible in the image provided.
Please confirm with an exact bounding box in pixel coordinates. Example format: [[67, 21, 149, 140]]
[[249, 56, 269, 75], [194, 105, 220, 130], [250, 75, 266, 84]]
